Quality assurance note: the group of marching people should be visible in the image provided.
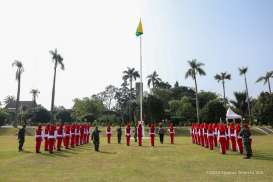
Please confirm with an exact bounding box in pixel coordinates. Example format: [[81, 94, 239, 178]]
[[191, 121, 253, 158], [35, 123, 91, 153]]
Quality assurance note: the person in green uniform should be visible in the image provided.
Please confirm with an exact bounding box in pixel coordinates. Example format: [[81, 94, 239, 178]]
[[91, 126, 101, 152], [239, 122, 252, 159], [117, 125, 122, 144], [18, 125, 26, 152], [134, 124, 137, 143]]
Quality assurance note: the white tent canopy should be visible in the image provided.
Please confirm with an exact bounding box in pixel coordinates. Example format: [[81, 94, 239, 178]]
[[226, 107, 242, 120]]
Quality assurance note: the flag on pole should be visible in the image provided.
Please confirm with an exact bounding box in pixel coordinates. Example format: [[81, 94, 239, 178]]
[[136, 19, 143, 37]]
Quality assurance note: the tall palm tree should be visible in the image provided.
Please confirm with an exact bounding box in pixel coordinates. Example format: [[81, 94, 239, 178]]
[[122, 67, 140, 122], [239, 67, 251, 120], [214, 72, 231, 104], [49, 49, 64, 122], [256, 71, 273, 93], [185, 59, 206, 123], [147, 71, 162, 88], [12, 60, 24, 127], [30, 89, 40, 107], [4, 95, 16, 105]]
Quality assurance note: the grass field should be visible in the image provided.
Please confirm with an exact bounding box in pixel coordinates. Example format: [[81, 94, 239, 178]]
[[0, 129, 273, 182]]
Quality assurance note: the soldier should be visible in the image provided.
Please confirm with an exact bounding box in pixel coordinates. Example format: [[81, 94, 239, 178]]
[[218, 124, 227, 154], [35, 125, 43, 153], [203, 123, 208, 148], [75, 124, 80, 146], [125, 123, 131, 146], [64, 124, 71, 149], [44, 124, 50, 151], [18, 125, 26, 152], [229, 122, 236, 151], [191, 123, 195, 144], [158, 123, 165, 144], [149, 123, 155, 147], [225, 123, 230, 150], [200, 123, 204, 147], [56, 124, 63, 151], [80, 124, 84, 145], [70, 124, 75, 148], [91, 126, 101, 152], [207, 123, 214, 150], [87, 124, 91, 143], [168, 122, 175, 144], [235, 122, 243, 154], [48, 125, 55, 154], [138, 122, 143, 146], [84, 124, 88, 144], [213, 123, 218, 147], [117, 125, 122, 144], [106, 124, 112, 144], [239, 122, 252, 159], [134, 124, 138, 143]]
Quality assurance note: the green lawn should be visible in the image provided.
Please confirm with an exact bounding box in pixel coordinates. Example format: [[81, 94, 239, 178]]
[[0, 133, 273, 182]]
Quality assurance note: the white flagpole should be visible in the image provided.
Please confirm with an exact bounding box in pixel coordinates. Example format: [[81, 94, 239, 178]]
[[140, 35, 144, 136]]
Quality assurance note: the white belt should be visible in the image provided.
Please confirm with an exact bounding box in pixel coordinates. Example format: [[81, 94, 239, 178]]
[[57, 135, 63, 137], [170, 132, 174, 134], [126, 133, 130, 136], [76, 133, 80, 136], [71, 133, 75, 135], [35, 135, 42, 138], [48, 136, 55, 139], [44, 135, 48, 137], [150, 133, 155, 135], [237, 136, 242, 139], [230, 134, 235, 137], [204, 133, 207, 135], [219, 135, 226, 137], [207, 134, 213, 136], [65, 134, 70, 136]]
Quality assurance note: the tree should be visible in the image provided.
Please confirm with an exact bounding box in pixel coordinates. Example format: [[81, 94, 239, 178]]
[[256, 71, 273, 93], [143, 94, 164, 122], [12, 60, 24, 127], [174, 81, 179, 88], [122, 67, 140, 122], [30, 106, 51, 124], [200, 99, 226, 122], [56, 109, 73, 123], [214, 72, 231, 104], [49, 49, 64, 122], [239, 67, 251, 121], [230, 92, 249, 117], [4, 95, 15, 106], [0, 109, 9, 127], [185, 59, 206, 123], [72, 97, 105, 122], [97, 85, 118, 110], [198, 91, 218, 109], [30, 89, 40, 106], [147, 71, 162, 88], [252, 92, 273, 126]]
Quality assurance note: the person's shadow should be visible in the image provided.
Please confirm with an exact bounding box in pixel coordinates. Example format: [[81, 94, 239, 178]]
[[252, 151, 273, 161], [99, 151, 117, 155]]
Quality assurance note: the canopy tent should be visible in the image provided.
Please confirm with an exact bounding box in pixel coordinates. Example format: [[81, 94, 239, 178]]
[[226, 107, 242, 120]]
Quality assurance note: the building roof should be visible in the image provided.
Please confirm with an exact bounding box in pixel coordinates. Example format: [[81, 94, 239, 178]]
[[5, 101, 35, 111]]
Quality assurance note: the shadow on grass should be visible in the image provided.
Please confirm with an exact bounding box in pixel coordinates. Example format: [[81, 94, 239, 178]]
[[99, 151, 117, 155], [252, 152, 273, 162], [22, 150, 33, 154]]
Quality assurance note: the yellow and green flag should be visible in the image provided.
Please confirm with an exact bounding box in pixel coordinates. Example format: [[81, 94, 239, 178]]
[[136, 19, 143, 37]]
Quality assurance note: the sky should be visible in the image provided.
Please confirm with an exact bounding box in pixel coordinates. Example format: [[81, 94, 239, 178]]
[[0, 0, 273, 109]]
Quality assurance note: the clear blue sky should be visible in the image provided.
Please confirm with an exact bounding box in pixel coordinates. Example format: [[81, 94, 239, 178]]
[[0, 0, 272, 109]]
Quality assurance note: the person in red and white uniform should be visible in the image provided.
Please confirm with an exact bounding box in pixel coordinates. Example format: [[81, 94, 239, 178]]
[[138, 122, 143, 146], [207, 123, 214, 150], [149, 123, 155, 147], [125, 123, 131, 146], [75, 124, 80, 146], [191, 123, 195, 144], [35, 125, 43, 153], [168, 122, 175, 144], [64, 124, 71, 149], [70, 124, 75, 148], [203, 123, 208, 148], [56, 124, 63, 151], [213, 123, 218, 147], [225, 123, 230, 150], [218, 124, 227, 154], [87, 124, 91, 143], [106, 124, 112, 144], [235, 122, 243, 154], [48, 125, 55, 154], [229, 122, 236, 151], [44, 124, 50, 151]]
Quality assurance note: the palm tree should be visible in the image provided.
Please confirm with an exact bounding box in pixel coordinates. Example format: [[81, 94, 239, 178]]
[[256, 71, 273, 93], [147, 71, 162, 88], [30, 89, 40, 107], [122, 67, 140, 122], [239, 67, 251, 120], [4, 95, 16, 105], [214, 72, 231, 104], [49, 49, 64, 122], [185, 59, 206, 123], [12, 60, 24, 127], [230, 92, 249, 117]]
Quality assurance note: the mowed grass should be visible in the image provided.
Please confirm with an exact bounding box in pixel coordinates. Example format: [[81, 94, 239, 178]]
[[0, 134, 273, 182]]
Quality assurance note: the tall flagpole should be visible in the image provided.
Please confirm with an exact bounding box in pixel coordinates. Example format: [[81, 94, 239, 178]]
[[140, 35, 144, 136]]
